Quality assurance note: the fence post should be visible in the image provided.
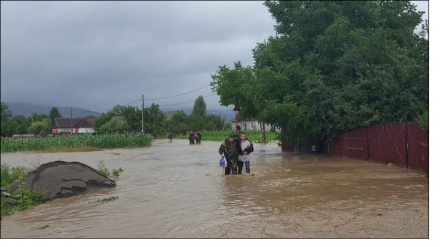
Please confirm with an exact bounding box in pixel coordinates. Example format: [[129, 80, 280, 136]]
[[405, 122, 408, 169]]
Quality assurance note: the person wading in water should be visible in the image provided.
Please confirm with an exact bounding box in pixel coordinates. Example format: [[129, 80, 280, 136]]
[[219, 133, 239, 175]]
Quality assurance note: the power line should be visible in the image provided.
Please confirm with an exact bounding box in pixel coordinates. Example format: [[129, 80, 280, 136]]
[[125, 99, 142, 106], [144, 85, 210, 100], [96, 85, 214, 113], [160, 99, 199, 107], [159, 93, 217, 107]]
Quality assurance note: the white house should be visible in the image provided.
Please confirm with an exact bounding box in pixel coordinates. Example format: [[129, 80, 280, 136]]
[[52, 117, 96, 135], [230, 108, 279, 132]]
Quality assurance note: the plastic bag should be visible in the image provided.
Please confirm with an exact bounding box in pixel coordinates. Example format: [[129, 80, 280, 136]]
[[219, 156, 227, 167], [238, 155, 250, 162]]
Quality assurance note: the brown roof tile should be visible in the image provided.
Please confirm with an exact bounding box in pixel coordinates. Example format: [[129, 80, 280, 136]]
[[52, 117, 96, 128]]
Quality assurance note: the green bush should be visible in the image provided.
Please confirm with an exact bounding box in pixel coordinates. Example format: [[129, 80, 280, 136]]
[[0, 164, 33, 187], [417, 110, 429, 130], [1, 164, 44, 218], [97, 161, 124, 178]]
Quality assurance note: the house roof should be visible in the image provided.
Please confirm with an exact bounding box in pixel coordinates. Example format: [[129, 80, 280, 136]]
[[53, 117, 96, 128]]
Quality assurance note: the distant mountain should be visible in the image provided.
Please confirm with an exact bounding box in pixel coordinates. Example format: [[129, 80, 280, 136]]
[[5, 102, 101, 118], [161, 106, 236, 121], [4, 102, 236, 121], [207, 109, 236, 121]]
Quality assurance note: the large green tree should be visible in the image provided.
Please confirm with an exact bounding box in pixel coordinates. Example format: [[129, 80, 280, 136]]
[[192, 95, 207, 117], [189, 95, 227, 131], [11, 115, 30, 134], [211, 62, 259, 120], [163, 110, 190, 134], [49, 107, 62, 122], [98, 117, 130, 134], [94, 105, 140, 133], [28, 119, 51, 136], [1, 102, 12, 122], [1, 102, 13, 136], [143, 103, 165, 134], [211, 1, 428, 145], [94, 103, 165, 134]]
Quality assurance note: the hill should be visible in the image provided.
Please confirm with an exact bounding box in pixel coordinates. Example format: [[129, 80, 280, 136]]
[[5, 102, 101, 118], [4, 102, 236, 121], [160, 106, 235, 121]]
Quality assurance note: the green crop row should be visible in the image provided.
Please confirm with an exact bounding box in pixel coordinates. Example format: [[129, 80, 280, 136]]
[[175, 130, 280, 143], [0, 134, 152, 153]]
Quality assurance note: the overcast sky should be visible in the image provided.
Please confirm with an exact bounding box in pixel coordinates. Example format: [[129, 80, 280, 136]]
[[1, 1, 429, 114]]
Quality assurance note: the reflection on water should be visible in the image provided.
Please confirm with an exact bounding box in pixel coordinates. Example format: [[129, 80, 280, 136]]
[[0, 139, 428, 238]]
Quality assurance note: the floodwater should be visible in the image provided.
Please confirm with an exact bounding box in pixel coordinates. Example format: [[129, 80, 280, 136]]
[[0, 139, 428, 238]]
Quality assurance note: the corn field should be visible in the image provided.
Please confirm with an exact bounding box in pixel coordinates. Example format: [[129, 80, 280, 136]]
[[1, 134, 152, 153], [175, 130, 280, 143]]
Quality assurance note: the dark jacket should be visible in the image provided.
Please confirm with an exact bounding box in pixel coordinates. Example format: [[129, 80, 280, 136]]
[[235, 138, 254, 155], [219, 138, 238, 159]]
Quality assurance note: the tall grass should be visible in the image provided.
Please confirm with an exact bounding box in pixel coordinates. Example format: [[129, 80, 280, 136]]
[[0, 164, 35, 187], [1, 134, 152, 153], [1, 160, 124, 218], [1, 164, 44, 218], [176, 130, 280, 143]]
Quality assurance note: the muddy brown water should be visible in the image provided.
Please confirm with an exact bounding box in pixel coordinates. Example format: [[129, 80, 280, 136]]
[[0, 139, 428, 238]]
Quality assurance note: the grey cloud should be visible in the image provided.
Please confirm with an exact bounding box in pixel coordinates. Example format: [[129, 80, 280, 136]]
[[2, 1, 427, 113]]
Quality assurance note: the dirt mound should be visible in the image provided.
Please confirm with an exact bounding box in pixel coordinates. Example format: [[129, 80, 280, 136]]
[[5, 161, 116, 201]]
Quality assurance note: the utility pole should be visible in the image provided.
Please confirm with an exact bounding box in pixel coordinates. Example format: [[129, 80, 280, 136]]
[[142, 94, 144, 133], [70, 107, 73, 134]]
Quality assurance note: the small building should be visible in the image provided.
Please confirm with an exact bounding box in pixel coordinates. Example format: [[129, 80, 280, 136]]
[[231, 106, 279, 132], [231, 117, 275, 132], [52, 117, 96, 135]]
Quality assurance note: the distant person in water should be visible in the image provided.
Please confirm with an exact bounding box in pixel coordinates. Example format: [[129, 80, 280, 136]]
[[196, 131, 202, 144], [167, 131, 174, 142], [189, 132, 195, 144]]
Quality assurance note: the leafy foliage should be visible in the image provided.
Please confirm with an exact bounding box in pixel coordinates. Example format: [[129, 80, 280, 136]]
[[1, 102, 12, 122], [28, 119, 51, 136], [1, 164, 34, 187], [94, 104, 165, 134], [163, 110, 190, 135], [1, 102, 13, 137], [192, 95, 207, 117], [97, 161, 124, 178], [211, 1, 428, 145], [49, 107, 62, 122], [163, 97, 227, 134], [1, 164, 44, 217]]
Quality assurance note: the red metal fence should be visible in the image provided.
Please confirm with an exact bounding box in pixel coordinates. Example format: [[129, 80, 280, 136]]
[[368, 123, 407, 166], [407, 123, 429, 173], [329, 128, 369, 160], [329, 122, 429, 175]]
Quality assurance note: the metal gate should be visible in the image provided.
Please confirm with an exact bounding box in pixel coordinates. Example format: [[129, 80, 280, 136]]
[[386, 123, 406, 166], [283, 122, 429, 174], [368, 123, 406, 166], [407, 123, 429, 175], [368, 124, 386, 162], [330, 128, 368, 160], [329, 122, 428, 175]]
